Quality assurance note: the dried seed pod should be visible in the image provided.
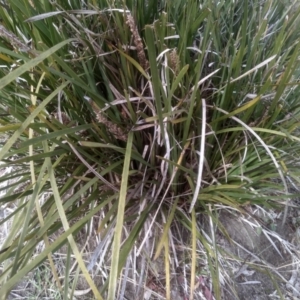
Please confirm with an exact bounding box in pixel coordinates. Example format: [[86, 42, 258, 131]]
[[170, 48, 180, 75], [89, 100, 128, 142], [126, 14, 149, 71], [0, 25, 30, 52]]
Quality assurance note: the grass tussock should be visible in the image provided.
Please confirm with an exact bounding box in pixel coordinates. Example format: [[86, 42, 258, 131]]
[[0, 0, 300, 299]]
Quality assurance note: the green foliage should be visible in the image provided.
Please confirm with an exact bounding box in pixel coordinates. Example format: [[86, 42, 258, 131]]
[[0, 0, 300, 299]]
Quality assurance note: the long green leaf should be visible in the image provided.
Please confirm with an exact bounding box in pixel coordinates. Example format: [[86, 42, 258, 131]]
[[107, 131, 133, 300], [0, 81, 69, 161], [0, 39, 74, 90]]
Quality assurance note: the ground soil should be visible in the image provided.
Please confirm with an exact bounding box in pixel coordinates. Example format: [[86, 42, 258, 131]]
[[216, 208, 300, 300]]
